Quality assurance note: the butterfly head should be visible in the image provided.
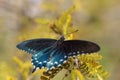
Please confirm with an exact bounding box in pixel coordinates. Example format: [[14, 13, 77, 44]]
[[59, 36, 65, 41], [56, 36, 65, 46]]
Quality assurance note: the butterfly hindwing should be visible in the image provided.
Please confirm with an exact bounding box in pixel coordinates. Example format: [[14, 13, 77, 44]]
[[16, 39, 57, 54], [31, 47, 52, 68], [31, 47, 67, 72], [46, 50, 67, 70]]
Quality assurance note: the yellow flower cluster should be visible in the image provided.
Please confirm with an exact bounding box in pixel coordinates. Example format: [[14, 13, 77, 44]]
[[68, 53, 109, 80]]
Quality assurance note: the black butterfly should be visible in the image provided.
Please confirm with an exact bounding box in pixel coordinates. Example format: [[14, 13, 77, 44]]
[[16, 36, 100, 73]]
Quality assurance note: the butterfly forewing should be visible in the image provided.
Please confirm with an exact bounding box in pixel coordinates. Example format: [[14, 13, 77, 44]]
[[62, 40, 100, 55], [16, 39, 57, 55]]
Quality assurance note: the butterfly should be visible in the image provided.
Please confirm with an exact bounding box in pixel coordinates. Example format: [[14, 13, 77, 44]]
[[16, 36, 100, 73]]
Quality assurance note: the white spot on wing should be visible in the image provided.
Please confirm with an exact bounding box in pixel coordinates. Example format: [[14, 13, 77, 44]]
[[50, 66, 55, 70], [58, 64, 61, 67], [36, 67, 39, 70], [73, 55, 76, 57], [50, 62, 53, 65], [41, 66, 44, 69], [60, 59, 63, 62], [39, 62, 42, 64], [64, 56, 67, 58], [34, 58, 37, 60], [73, 52, 76, 55], [43, 61, 47, 63], [35, 54, 38, 57], [63, 60, 67, 63], [54, 62, 58, 64], [48, 61, 51, 64]]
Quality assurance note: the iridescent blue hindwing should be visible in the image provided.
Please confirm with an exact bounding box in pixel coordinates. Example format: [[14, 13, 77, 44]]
[[31, 47, 68, 72], [31, 47, 52, 69], [46, 50, 67, 70]]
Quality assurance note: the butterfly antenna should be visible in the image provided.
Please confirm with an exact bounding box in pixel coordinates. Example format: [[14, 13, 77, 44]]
[[65, 29, 79, 36], [58, 30, 78, 41]]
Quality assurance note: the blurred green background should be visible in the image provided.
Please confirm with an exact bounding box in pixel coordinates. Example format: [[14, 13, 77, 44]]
[[0, 0, 120, 80]]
